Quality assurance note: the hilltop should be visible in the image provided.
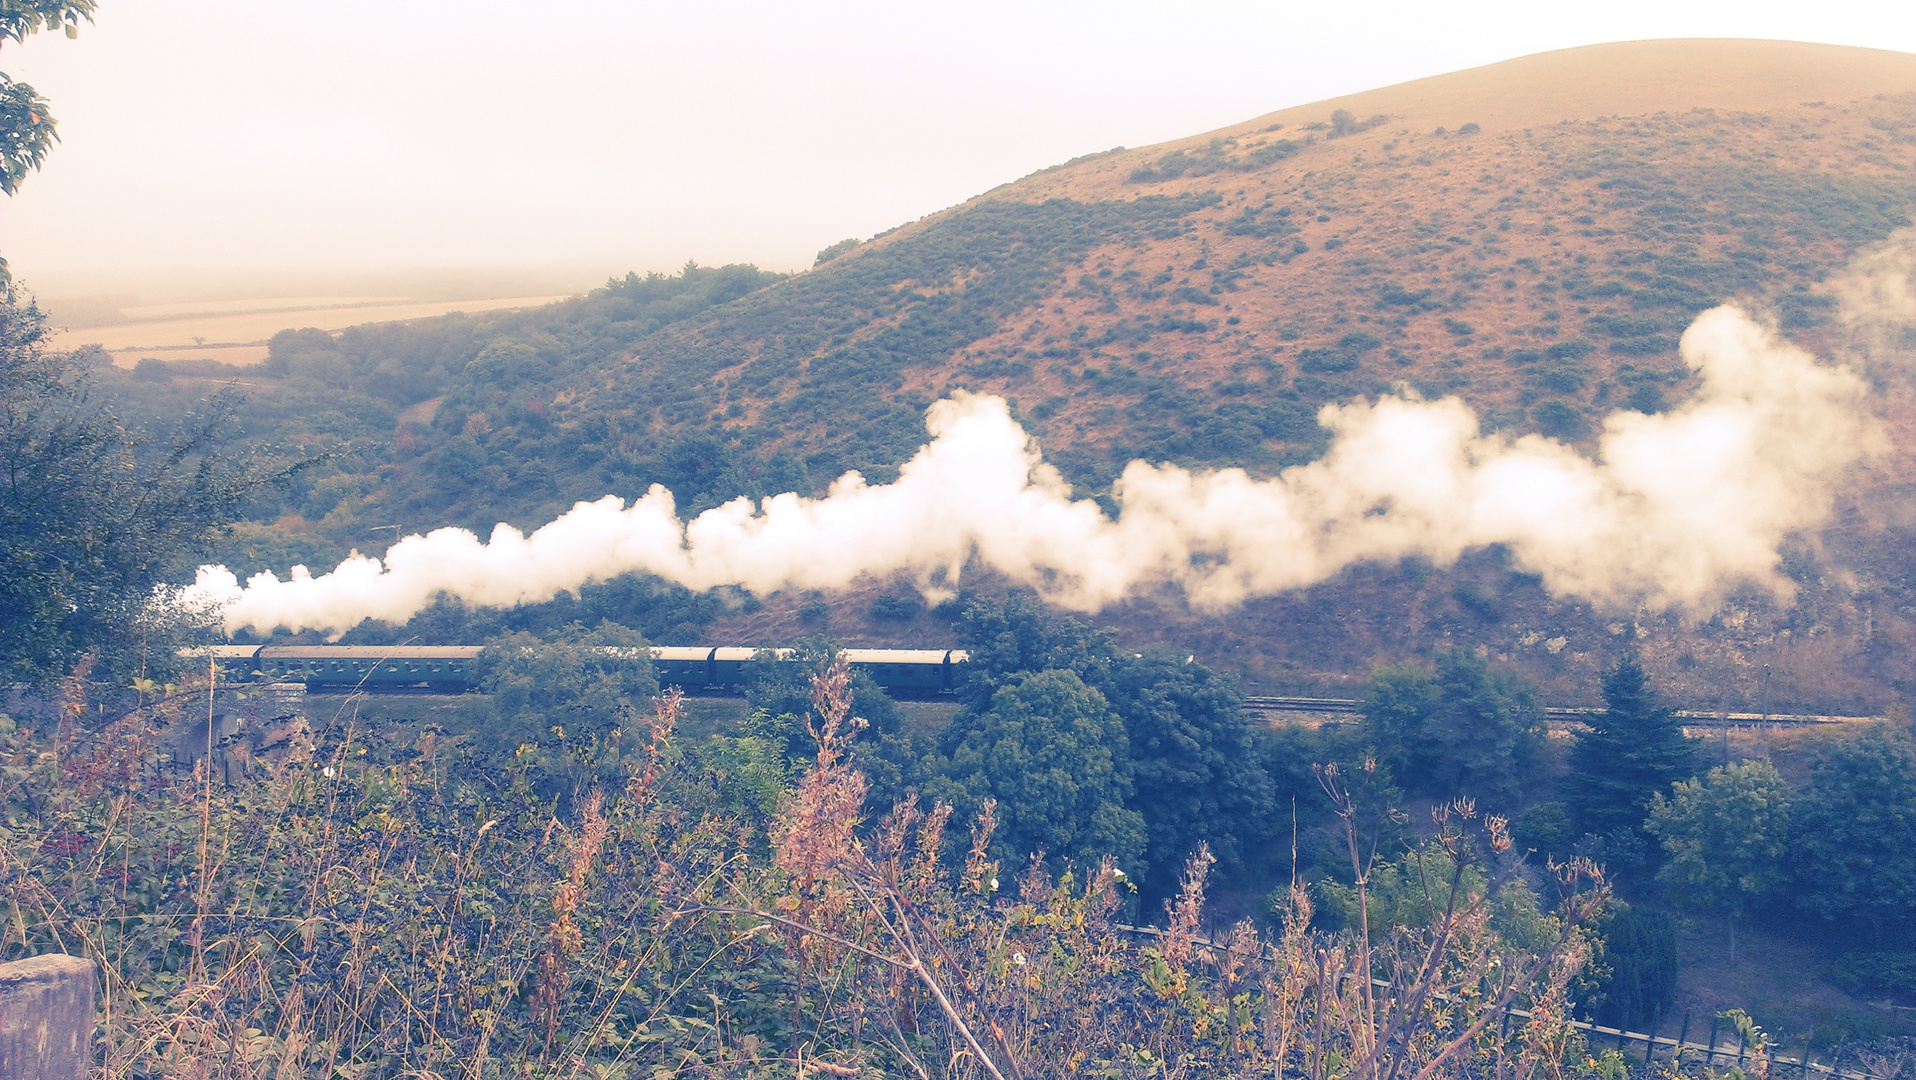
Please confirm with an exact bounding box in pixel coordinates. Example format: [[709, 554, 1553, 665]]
[[77, 39, 1916, 712]]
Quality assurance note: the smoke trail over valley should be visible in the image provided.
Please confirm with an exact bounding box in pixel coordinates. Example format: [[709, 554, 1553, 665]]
[[186, 306, 1879, 637]]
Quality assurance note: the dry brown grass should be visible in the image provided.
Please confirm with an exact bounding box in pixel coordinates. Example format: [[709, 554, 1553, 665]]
[[2, 657, 1627, 1079]]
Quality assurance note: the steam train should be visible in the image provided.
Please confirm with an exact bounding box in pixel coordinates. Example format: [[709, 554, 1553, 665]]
[[192, 645, 971, 695]]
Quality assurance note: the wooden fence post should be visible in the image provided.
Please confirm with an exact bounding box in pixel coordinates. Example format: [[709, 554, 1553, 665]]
[[0, 954, 95, 1080]]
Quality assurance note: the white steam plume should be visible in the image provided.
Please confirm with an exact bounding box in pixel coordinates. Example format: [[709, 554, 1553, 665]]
[[187, 306, 1878, 636], [1835, 226, 1916, 336]]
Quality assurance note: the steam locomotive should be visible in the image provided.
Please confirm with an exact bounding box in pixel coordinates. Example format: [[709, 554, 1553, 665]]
[[192, 645, 971, 695]]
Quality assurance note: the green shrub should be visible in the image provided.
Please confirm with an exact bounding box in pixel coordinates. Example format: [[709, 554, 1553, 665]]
[[1298, 347, 1356, 373], [1626, 384, 1665, 413], [1316, 840, 1561, 954], [1328, 110, 1389, 138], [1584, 904, 1679, 1028], [814, 237, 861, 265], [1379, 283, 1435, 308], [455, 622, 658, 798], [1511, 801, 1572, 858], [1532, 399, 1588, 439], [1831, 951, 1916, 1003], [871, 592, 921, 621], [1609, 335, 1677, 356]]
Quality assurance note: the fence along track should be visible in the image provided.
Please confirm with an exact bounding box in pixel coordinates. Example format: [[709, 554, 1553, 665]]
[[1241, 697, 1884, 728], [1111, 924, 1888, 1080]]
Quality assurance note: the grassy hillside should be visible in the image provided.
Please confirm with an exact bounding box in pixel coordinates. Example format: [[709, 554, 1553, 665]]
[[73, 39, 1916, 713]]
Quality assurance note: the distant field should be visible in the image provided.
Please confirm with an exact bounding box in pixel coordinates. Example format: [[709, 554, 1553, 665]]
[[50, 294, 575, 367], [117, 295, 406, 320]]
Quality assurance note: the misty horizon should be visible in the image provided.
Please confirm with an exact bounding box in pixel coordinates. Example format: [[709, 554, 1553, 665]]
[[3, 2, 1913, 295]]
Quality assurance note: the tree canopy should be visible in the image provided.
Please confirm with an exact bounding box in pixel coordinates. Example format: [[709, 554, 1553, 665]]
[[1096, 652, 1275, 886], [944, 593, 1278, 891], [0, 1, 93, 205], [1647, 758, 1791, 957], [1360, 649, 1546, 807], [1788, 724, 1916, 934], [0, 298, 270, 685], [459, 622, 659, 798], [932, 668, 1146, 873]]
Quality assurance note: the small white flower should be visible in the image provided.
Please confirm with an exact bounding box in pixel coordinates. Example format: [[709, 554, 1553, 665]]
[[1011, 951, 1027, 966], [322, 766, 336, 778], [989, 877, 1000, 891]]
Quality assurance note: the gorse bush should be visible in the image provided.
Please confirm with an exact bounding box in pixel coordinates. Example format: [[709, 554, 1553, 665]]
[[0, 656, 1614, 1079]]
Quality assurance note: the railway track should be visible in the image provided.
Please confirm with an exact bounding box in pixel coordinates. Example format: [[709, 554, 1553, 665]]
[[1240, 696, 1881, 727]]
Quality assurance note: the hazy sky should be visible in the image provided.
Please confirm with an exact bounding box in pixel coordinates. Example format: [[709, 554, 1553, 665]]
[[3, 0, 1913, 286]]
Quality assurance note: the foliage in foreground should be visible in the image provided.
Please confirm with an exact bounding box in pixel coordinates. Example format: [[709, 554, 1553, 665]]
[[0, 290, 287, 688], [0, 658, 1615, 1079]]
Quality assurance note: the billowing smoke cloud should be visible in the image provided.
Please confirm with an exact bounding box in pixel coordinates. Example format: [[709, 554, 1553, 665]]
[[1834, 226, 1916, 336], [187, 306, 1878, 636]]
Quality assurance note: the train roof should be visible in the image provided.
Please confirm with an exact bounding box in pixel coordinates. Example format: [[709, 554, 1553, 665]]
[[182, 645, 264, 658], [651, 647, 714, 661], [186, 644, 966, 663], [841, 649, 954, 664], [712, 647, 788, 662], [257, 645, 485, 659]]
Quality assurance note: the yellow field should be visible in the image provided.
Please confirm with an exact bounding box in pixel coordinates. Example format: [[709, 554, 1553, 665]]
[[49, 294, 576, 367]]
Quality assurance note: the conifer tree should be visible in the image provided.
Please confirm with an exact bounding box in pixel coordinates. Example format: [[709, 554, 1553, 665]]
[[1564, 657, 1698, 847]]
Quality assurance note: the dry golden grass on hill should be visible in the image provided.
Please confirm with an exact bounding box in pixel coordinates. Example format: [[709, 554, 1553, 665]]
[[864, 41, 1916, 460]]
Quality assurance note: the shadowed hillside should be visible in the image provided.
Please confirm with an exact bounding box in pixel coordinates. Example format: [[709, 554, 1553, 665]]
[[76, 39, 1916, 712]]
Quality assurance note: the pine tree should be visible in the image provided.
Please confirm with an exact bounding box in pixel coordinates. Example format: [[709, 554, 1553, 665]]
[[1565, 657, 1698, 845]]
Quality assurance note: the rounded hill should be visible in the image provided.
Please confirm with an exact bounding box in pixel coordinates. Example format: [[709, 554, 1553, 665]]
[[117, 39, 1916, 712]]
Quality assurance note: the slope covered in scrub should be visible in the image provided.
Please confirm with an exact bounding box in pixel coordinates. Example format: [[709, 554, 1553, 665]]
[[81, 39, 1916, 711]]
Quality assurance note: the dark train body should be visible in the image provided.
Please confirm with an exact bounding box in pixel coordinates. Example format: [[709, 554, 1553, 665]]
[[196, 645, 970, 695]]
